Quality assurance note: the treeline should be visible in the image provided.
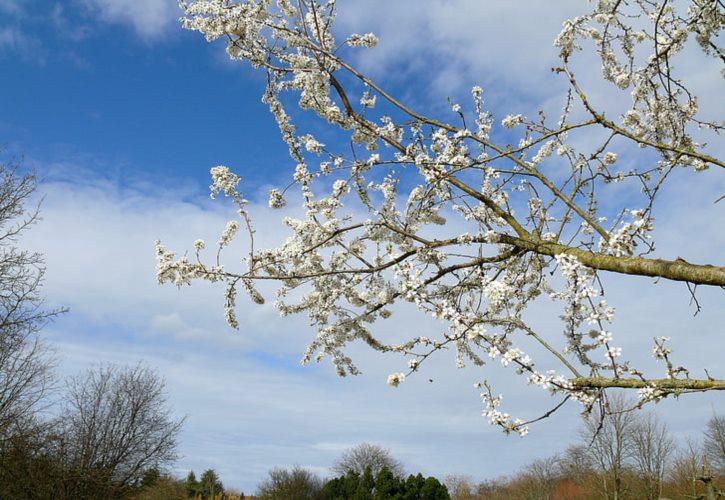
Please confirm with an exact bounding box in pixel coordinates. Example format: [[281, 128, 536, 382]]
[[128, 468, 244, 499], [446, 398, 724, 500], [134, 407, 725, 500], [135, 443, 450, 499]]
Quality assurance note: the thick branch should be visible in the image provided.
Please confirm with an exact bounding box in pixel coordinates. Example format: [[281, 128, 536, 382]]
[[498, 234, 725, 286], [571, 377, 725, 391]]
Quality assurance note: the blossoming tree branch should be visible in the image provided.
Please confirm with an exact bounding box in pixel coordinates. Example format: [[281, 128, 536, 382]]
[[157, 0, 724, 434]]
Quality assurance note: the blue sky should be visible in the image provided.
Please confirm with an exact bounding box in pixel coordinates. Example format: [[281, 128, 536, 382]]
[[2, 0, 724, 494], [0, 0, 291, 190]]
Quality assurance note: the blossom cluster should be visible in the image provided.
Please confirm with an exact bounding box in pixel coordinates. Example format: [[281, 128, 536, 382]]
[[160, 0, 718, 435]]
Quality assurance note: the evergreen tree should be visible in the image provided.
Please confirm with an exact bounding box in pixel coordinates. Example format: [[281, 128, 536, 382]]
[[141, 468, 161, 489], [185, 471, 200, 498], [324, 466, 449, 500], [420, 476, 449, 499], [374, 466, 402, 499], [403, 474, 426, 499], [199, 469, 224, 498]]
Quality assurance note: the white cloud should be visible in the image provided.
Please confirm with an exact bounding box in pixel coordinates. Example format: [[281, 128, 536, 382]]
[[337, 0, 582, 101], [80, 0, 178, 40]]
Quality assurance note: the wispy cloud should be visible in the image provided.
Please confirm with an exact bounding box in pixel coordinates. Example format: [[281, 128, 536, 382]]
[[51, 3, 92, 42], [80, 0, 179, 40], [0, 26, 45, 64]]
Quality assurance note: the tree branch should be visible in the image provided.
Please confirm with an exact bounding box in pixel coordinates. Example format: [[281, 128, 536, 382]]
[[497, 234, 725, 286], [571, 377, 725, 391]]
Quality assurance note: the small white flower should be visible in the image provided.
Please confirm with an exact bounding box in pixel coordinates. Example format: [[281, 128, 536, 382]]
[[513, 419, 529, 437], [606, 346, 622, 358], [602, 152, 618, 165], [347, 33, 378, 48], [386, 372, 405, 387], [360, 91, 376, 108], [502, 114, 524, 128], [638, 386, 663, 402], [302, 135, 324, 154], [268, 189, 287, 209]]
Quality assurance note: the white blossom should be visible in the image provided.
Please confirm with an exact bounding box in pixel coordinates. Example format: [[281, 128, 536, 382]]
[[268, 188, 287, 209], [602, 152, 618, 165], [347, 33, 378, 48], [386, 372, 405, 387], [218, 220, 240, 247], [210, 165, 240, 198], [501, 114, 524, 128]]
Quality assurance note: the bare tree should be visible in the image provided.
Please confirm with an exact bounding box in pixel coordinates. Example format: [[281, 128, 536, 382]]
[[444, 474, 478, 500], [0, 163, 61, 439], [62, 363, 184, 499], [630, 411, 675, 500], [581, 394, 637, 500], [0, 418, 69, 499], [704, 414, 725, 472], [515, 456, 561, 500], [0, 162, 66, 497], [558, 444, 599, 496], [256, 465, 325, 500], [332, 442, 405, 478], [159, 0, 725, 431]]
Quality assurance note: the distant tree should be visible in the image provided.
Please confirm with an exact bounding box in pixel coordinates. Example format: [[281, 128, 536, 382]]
[[0, 419, 67, 499], [185, 470, 201, 497], [581, 394, 637, 500], [511, 455, 561, 500], [141, 467, 161, 489], [358, 466, 375, 499], [62, 363, 184, 498], [332, 443, 405, 478], [224, 487, 246, 500], [443, 475, 477, 500], [704, 414, 725, 472], [135, 474, 187, 500], [629, 412, 675, 500], [374, 466, 401, 498], [559, 444, 596, 488], [324, 470, 361, 500], [0, 162, 65, 498], [419, 476, 450, 499], [404, 473, 426, 498], [256, 465, 325, 500], [199, 468, 225, 498], [445, 474, 485, 500]]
